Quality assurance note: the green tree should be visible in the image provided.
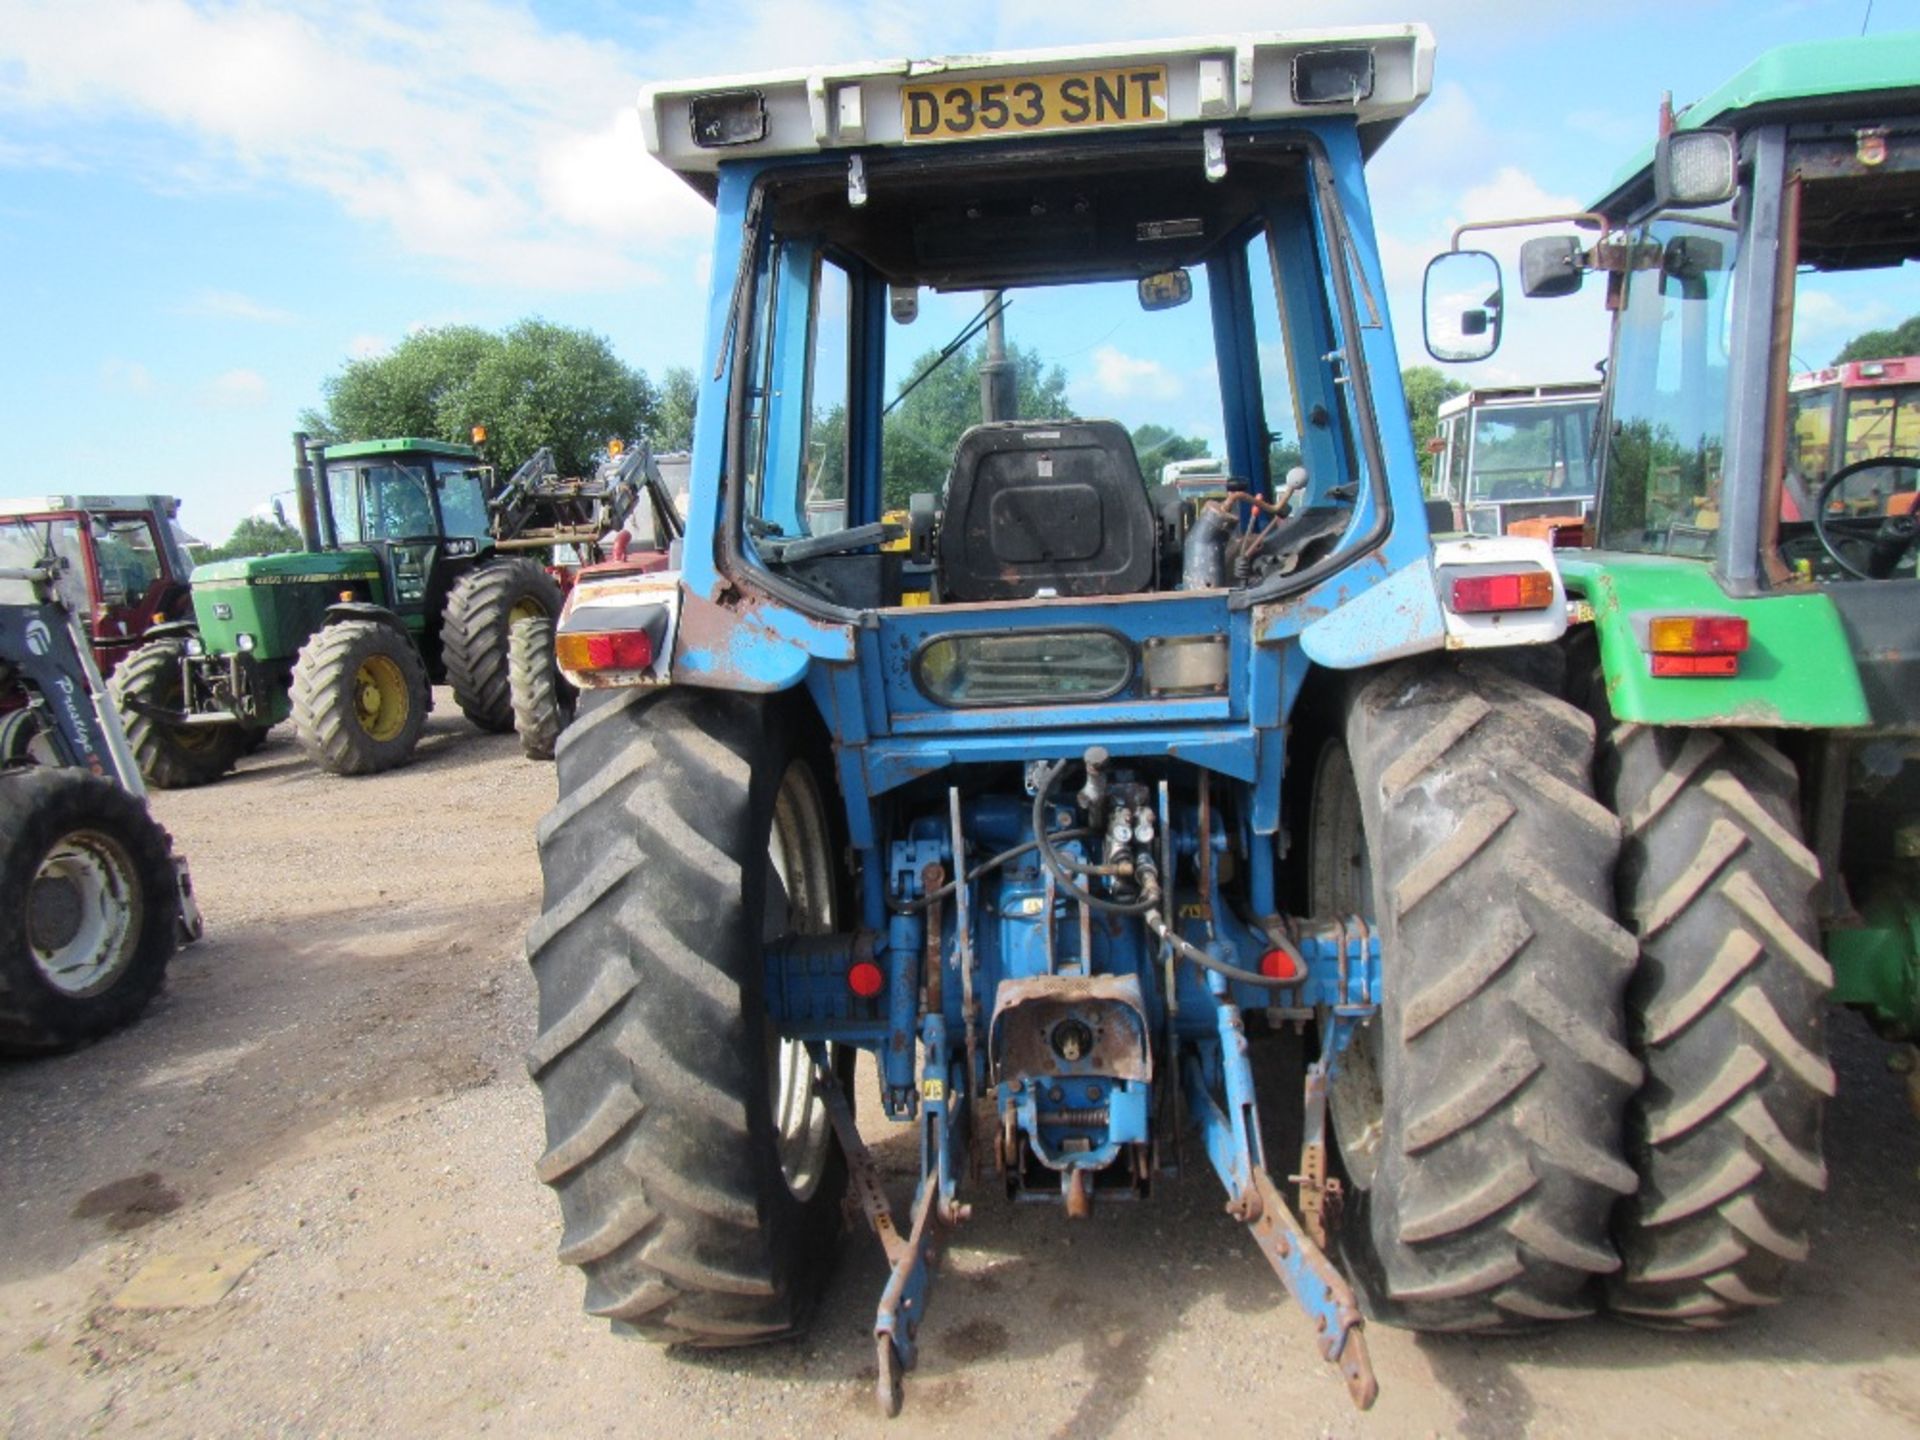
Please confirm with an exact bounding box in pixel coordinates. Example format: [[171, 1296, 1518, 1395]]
[[882, 340, 1073, 507], [654, 365, 698, 451], [202, 514, 303, 562], [1131, 423, 1210, 481], [1401, 365, 1468, 489], [1834, 313, 1920, 364], [304, 320, 656, 479]]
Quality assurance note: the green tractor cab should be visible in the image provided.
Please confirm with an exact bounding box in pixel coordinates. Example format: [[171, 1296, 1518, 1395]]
[[1423, 30, 1920, 1328], [113, 434, 561, 783]]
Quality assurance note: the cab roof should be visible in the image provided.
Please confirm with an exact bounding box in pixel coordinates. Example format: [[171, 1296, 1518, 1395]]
[[0, 494, 181, 518], [641, 27, 1434, 197], [319, 437, 482, 462], [1595, 31, 1920, 211]]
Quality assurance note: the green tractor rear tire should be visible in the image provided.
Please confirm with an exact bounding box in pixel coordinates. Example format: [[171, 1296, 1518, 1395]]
[[289, 620, 429, 777], [1600, 725, 1831, 1326], [0, 766, 180, 1054], [443, 559, 563, 735], [112, 638, 245, 789], [527, 687, 849, 1344], [508, 615, 575, 761], [1322, 658, 1642, 1330]]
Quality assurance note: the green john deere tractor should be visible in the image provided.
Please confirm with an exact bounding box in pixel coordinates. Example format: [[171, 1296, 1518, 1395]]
[[113, 433, 560, 782], [1425, 32, 1920, 1328]]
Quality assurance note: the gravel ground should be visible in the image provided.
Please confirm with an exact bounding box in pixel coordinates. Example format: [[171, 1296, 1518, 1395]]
[[3, 693, 1918, 1438]]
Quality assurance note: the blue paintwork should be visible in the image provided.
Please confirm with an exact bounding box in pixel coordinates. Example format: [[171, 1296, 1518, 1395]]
[[670, 109, 1447, 1406]]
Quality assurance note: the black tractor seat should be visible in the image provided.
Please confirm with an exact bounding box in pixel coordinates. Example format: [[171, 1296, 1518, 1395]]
[[937, 420, 1157, 602]]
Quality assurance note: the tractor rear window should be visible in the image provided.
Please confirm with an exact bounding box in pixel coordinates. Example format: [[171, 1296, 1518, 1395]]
[[729, 134, 1382, 609]]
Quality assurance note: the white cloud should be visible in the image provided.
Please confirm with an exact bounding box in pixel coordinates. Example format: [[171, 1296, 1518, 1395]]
[[0, 0, 713, 291], [181, 288, 297, 324], [202, 368, 269, 408], [1086, 345, 1181, 400], [100, 358, 153, 394], [347, 334, 389, 359]]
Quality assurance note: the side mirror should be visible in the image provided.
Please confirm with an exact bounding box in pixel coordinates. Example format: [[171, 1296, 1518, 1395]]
[[1138, 269, 1193, 312], [1519, 236, 1586, 298], [1423, 250, 1502, 362], [1654, 128, 1738, 209]]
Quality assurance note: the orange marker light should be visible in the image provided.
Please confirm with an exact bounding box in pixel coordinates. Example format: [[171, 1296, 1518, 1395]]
[[1649, 615, 1748, 654]]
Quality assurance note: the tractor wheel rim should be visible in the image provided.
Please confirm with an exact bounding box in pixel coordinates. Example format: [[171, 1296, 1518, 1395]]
[[509, 596, 546, 625], [27, 830, 140, 997], [765, 761, 837, 1201], [352, 655, 409, 742], [1311, 743, 1385, 1193]]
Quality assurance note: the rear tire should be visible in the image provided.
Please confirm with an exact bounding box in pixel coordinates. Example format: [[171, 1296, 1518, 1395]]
[[527, 686, 848, 1344], [508, 616, 574, 761], [1329, 657, 1642, 1330], [289, 621, 428, 776], [0, 767, 179, 1054], [1599, 725, 1831, 1325], [111, 639, 243, 789], [443, 559, 562, 734]]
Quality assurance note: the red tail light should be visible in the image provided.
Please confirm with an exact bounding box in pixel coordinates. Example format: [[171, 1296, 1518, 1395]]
[[1647, 614, 1748, 677], [1449, 568, 1554, 613], [556, 629, 654, 672]]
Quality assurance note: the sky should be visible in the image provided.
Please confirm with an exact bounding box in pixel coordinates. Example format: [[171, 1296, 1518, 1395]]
[[2, 0, 1917, 544]]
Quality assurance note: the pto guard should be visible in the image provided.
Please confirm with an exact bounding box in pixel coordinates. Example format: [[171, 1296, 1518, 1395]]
[[555, 568, 682, 689]]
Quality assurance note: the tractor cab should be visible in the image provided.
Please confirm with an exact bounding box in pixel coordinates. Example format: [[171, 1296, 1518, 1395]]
[[305, 436, 495, 635], [0, 494, 193, 675], [1431, 382, 1600, 537]]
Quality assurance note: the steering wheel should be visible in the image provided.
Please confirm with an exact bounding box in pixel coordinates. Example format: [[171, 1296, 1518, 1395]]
[[1813, 455, 1920, 580]]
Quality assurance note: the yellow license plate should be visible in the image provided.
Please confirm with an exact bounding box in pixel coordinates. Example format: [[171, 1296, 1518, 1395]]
[[902, 65, 1168, 144]]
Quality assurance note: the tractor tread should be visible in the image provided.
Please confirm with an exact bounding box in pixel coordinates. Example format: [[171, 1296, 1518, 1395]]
[[1343, 657, 1637, 1332], [111, 638, 244, 789], [1600, 724, 1829, 1323], [0, 768, 181, 1053], [444, 559, 562, 733], [289, 620, 428, 776], [508, 614, 574, 760], [528, 686, 845, 1346]]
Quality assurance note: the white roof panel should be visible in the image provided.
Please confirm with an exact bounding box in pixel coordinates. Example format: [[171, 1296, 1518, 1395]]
[[641, 27, 1434, 190]]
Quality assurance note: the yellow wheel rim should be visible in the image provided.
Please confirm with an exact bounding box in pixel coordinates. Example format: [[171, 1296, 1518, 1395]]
[[509, 596, 546, 624], [353, 655, 410, 742]]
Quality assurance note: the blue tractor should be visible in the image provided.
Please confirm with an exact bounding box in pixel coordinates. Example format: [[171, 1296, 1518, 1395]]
[[527, 28, 1641, 1412]]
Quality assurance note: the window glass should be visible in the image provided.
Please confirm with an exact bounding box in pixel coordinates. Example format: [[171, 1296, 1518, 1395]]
[[740, 244, 779, 527], [326, 466, 363, 545], [1246, 230, 1304, 494], [1467, 402, 1596, 503], [434, 461, 491, 538], [1598, 214, 1739, 554], [1788, 387, 1836, 488], [1444, 416, 1468, 501], [90, 516, 162, 603], [363, 464, 436, 539], [0, 518, 84, 610], [802, 258, 851, 535]]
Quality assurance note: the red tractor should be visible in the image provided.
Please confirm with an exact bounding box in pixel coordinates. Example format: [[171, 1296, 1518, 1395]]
[[0, 495, 195, 764], [0, 494, 195, 676]]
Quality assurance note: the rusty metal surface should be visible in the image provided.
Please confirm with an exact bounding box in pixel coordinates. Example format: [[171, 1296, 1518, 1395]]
[[1245, 1167, 1377, 1410], [988, 973, 1152, 1084]]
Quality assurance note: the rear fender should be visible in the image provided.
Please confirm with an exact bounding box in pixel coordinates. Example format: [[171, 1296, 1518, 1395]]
[[1298, 537, 1568, 669]]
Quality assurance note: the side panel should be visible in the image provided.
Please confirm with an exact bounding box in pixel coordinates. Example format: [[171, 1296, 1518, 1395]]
[[1560, 553, 1869, 727]]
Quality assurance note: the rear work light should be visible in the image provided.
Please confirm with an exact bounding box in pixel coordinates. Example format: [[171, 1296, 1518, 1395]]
[[1647, 613, 1748, 678], [556, 629, 654, 673], [1449, 568, 1554, 614]]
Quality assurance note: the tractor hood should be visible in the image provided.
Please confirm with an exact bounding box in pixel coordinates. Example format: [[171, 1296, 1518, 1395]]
[[191, 550, 381, 587]]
